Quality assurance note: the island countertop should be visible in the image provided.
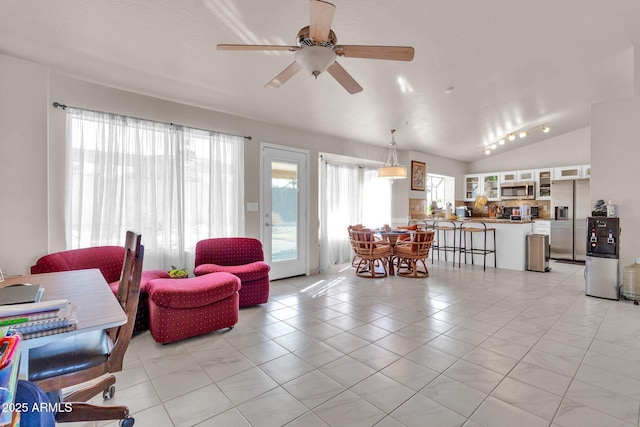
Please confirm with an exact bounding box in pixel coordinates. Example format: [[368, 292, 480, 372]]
[[421, 218, 533, 271]]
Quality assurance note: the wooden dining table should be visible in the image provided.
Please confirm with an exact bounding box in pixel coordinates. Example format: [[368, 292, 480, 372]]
[[0, 269, 127, 379]]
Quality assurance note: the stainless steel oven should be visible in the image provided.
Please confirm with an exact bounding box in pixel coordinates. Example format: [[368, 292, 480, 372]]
[[500, 181, 535, 200]]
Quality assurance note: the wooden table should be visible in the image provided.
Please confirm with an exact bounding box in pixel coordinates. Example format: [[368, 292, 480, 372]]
[[0, 269, 127, 378]]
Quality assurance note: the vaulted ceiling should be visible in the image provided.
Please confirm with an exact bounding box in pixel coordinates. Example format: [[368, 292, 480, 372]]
[[1, 0, 639, 162]]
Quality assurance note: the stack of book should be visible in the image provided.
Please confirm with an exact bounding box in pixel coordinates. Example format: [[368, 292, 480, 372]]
[[0, 299, 77, 340]]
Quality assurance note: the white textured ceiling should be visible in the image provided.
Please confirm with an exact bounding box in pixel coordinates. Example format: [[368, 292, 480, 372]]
[[1, 0, 639, 162]]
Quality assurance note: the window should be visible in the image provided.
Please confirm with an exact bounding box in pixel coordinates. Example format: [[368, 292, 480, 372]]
[[426, 173, 455, 211], [66, 108, 244, 270], [318, 158, 391, 272]]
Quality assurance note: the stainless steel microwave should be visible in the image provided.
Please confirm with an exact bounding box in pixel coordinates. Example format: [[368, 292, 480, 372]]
[[500, 181, 535, 200]]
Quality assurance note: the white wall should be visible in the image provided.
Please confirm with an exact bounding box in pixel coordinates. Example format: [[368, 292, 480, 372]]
[[468, 127, 591, 173], [0, 55, 49, 275], [1, 52, 469, 275], [591, 95, 640, 270]]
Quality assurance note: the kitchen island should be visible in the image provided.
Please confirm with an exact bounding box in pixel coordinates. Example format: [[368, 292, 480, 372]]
[[422, 218, 534, 271]]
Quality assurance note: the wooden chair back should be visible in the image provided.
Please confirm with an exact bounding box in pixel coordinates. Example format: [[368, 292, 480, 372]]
[[108, 230, 143, 372]]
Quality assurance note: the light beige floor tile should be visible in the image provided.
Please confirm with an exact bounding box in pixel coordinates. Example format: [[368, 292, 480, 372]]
[[553, 398, 635, 427], [491, 376, 563, 420], [380, 357, 439, 391], [293, 341, 345, 368], [508, 361, 572, 396], [283, 370, 346, 409], [164, 383, 233, 426], [565, 380, 640, 424], [150, 365, 212, 402], [390, 393, 467, 427], [443, 360, 504, 394], [419, 374, 487, 418], [237, 387, 308, 427], [194, 408, 251, 426], [313, 390, 386, 427], [259, 352, 315, 384], [318, 355, 376, 388], [470, 396, 549, 427], [216, 367, 278, 405], [350, 372, 416, 413], [349, 343, 402, 370], [284, 411, 329, 427]]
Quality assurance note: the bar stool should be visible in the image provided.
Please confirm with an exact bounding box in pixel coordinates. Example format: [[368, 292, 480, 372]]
[[432, 220, 459, 267], [458, 222, 497, 271]]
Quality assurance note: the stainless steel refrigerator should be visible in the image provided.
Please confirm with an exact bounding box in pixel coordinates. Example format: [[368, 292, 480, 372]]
[[550, 179, 590, 261]]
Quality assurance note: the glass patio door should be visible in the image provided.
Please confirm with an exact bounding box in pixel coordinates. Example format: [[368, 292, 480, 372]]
[[261, 144, 308, 279]]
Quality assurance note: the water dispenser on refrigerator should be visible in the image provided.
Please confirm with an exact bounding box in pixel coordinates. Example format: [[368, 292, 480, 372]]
[[585, 217, 620, 300]]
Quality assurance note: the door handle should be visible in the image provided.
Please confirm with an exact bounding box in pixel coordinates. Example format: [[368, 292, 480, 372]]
[[265, 222, 271, 226]]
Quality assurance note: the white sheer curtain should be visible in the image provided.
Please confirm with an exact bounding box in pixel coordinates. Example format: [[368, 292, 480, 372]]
[[66, 108, 244, 270], [362, 168, 392, 228], [318, 160, 391, 272]]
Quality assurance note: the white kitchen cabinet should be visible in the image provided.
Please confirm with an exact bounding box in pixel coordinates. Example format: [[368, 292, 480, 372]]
[[463, 174, 481, 201], [532, 220, 551, 244], [536, 169, 552, 200], [553, 165, 583, 180], [500, 171, 518, 183], [463, 173, 500, 201], [482, 173, 501, 201], [517, 170, 535, 181]]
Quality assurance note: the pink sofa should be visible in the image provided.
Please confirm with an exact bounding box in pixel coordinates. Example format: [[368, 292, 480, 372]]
[[146, 273, 240, 344], [194, 237, 270, 307], [30, 246, 170, 332]]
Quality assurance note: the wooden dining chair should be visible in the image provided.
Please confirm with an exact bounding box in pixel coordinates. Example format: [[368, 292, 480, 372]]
[[393, 230, 436, 278], [27, 231, 143, 426], [349, 229, 393, 278]]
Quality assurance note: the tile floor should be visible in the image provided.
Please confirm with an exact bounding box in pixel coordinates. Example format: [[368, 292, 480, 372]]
[[89, 259, 640, 427]]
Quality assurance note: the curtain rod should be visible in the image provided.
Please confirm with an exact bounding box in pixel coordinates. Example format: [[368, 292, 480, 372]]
[[52, 102, 252, 141]]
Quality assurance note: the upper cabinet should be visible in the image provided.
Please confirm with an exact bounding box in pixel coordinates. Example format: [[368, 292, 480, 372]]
[[500, 171, 518, 183], [463, 165, 589, 201], [463, 173, 500, 201], [536, 169, 552, 200], [553, 165, 584, 180], [482, 173, 500, 201], [517, 170, 535, 181], [464, 174, 481, 201]]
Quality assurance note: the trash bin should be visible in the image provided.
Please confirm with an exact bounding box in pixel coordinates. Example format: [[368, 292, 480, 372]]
[[527, 234, 550, 272]]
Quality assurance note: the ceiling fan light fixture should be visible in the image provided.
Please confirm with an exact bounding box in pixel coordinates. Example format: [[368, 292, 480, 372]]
[[378, 129, 407, 180], [295, 46, 336, 77]]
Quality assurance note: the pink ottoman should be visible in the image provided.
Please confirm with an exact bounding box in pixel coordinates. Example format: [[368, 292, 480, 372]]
[[147, 272, 240, 344]]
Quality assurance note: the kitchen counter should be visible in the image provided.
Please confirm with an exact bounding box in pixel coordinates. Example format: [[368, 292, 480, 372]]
[[422, 218, 533, 271]]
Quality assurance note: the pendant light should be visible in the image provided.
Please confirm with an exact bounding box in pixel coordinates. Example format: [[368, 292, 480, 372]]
[[378, 129, 407, 180]]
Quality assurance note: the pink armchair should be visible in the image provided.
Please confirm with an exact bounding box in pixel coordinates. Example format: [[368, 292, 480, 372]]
[[194, 237, 270, 307], [30, 246, 170, 332]]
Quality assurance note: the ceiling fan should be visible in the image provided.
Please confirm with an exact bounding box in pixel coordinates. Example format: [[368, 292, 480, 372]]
[[217, 0, 415, 94]]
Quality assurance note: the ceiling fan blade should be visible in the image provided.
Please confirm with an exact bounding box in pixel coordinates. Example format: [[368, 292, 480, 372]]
[[327, 62, 363, 94], [335, 45, 415, 61], [265, 61, 303, 89], [309, 0, 336, 43], [217, 44, 299, 52]]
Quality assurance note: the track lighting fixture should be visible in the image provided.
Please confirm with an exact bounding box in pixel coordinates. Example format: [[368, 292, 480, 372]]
[[481, 124, 550, 155]]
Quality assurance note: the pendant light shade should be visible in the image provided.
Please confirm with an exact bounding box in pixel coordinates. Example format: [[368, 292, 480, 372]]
[[378, 129, 407, 180]]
